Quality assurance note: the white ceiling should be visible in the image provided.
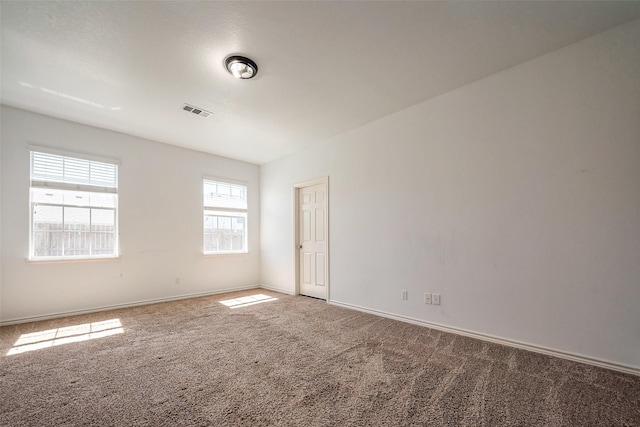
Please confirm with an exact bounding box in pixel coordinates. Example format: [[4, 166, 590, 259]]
[[2, 1, 640, 165]]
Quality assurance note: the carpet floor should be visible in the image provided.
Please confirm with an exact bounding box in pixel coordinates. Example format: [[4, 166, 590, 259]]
[[1, 289, 639, 426]]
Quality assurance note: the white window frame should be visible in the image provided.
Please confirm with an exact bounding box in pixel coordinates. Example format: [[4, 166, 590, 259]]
[[29, 148, 119, 261], [203, 178, 248, 255]]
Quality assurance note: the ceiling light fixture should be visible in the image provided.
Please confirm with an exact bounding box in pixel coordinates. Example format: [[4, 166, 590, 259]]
[[224, 55, 258, 79]]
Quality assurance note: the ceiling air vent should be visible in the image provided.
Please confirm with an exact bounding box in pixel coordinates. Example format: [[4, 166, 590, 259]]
[[183, 103, 213, 118]]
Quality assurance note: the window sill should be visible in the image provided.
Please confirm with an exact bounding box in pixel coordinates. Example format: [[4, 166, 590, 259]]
[[26, 256, 121, 264], [203, 252, 249, 258]]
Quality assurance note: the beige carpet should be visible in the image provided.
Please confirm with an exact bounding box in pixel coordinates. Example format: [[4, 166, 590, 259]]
[[1, 289, 638, 426]]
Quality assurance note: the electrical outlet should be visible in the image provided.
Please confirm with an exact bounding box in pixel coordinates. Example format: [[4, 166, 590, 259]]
[[432, 293, 441, 305], [424, 293, 432, 304], [401, 290, 408, 300]]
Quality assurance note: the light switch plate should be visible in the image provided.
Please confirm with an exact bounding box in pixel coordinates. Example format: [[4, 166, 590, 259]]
[[424, 293, 432, 304], [433, 294, 441, 305]]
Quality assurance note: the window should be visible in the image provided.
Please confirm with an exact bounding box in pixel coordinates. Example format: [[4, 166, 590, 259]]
[[30, 150, 118, 260], [203, 179, 247, 254]]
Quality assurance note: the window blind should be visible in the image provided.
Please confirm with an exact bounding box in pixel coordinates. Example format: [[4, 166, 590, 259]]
[[31, 151, 118, 189]]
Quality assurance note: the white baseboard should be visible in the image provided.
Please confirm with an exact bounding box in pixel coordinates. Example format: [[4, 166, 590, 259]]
[[0, 285, 260, 326], [259, 284, 296, 295], [328, 299, 640, 377]]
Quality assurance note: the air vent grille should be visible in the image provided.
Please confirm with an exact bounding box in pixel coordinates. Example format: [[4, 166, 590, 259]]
[[183, 103, 213, 118]]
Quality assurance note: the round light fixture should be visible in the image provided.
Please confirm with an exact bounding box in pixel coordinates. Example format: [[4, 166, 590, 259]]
[[225, 55, 258, 79]]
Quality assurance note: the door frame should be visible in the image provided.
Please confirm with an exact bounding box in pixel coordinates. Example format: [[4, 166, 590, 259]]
[[293, 176, 329, 300]]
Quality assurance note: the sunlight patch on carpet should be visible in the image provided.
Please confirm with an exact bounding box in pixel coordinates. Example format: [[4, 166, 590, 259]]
[[219, 294, 278, 309], [7, 319, 124, 355]]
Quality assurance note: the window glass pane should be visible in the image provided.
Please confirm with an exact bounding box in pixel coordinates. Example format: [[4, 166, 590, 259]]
[[33, 205, 63, 257], [232, 217, 244, 231], [32, 188, 64, 205], [204, 180, 247, 210], [204, 214, 218, 252], [90, 193, 117, 208], [204, 213, 245, 253], [204, 214, 217, 231], [218, 183, 231, 197], [232, 217, 245, 250], [63, 190, 91, 207], [219, 216, 232, 230], [64, 207, 91, 256], [91, 209, 116, 255]]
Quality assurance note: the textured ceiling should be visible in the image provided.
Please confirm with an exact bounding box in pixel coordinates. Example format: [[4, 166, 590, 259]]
[[2, 1, 640, 164]]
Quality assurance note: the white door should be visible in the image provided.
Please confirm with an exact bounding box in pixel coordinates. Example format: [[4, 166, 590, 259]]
[[299, 182, 327, 299]]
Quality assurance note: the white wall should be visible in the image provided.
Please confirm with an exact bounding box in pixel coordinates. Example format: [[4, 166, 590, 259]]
[[1, 106, 260, 322], [260, 20, 640, 369]]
